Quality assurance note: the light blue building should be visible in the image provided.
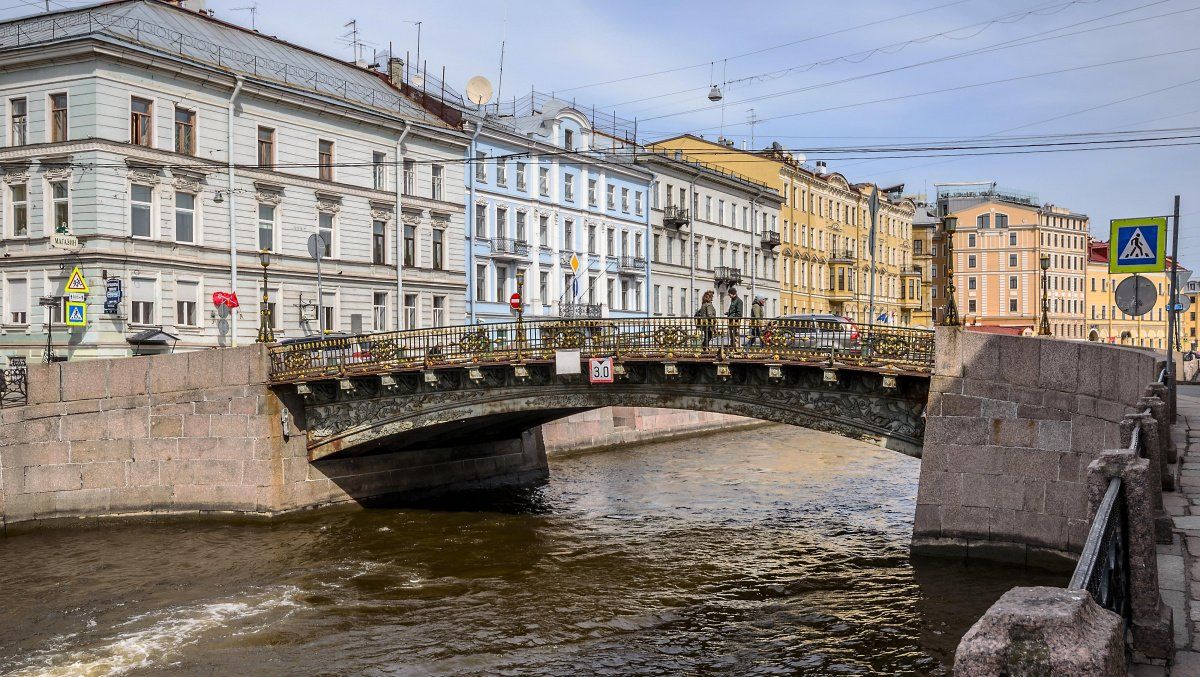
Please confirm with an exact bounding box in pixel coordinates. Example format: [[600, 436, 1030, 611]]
[[464, 98, 653, 324]]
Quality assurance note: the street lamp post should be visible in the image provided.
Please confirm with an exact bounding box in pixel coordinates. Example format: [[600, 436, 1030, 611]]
[[939, 216, 960, 326], [257, 249, 275, 344], [1038, 252, 1052, 336], [515, 269, 525, 361]]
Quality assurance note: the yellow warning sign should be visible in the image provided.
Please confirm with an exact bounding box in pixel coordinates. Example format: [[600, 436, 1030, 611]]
[[569, 254, 580, 273], [65, 266, 89, 294]]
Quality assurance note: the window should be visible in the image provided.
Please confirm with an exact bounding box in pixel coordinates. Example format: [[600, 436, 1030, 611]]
[[372, 220, 386, 264], [318, 212, 334, 257], [968, 277, 977, 290], [131, 277, 156, 324], [373, 292, 388, 331], [257, 127, 275, 168], [1009, 298, 1018, 312], [516, 162, 526, 190], [564, 220, 574, 250], [496, 159, 507, 187], [10, 98, 26, 145], [967, 234, 977, 247], [373, 151, 387, 189], [431, 165, 443, 200], [6, 277, 27, 324], [1009, 232, 1017, 246], [995, 213, 1009, 228], [564, 174, 574, 201], [50, 180, 68, 233], [403, 225, 416, 266], [475, 205, 487, 238], [587, 275, 597, 304], [606, 185, 615, 209], [1009, 276, 1018, 290], [539, 167, 549, 196], [50, 93, 68, 142], [9, 184, 27, 237], [130, 97, 153, 147], [968, 299, 977, 313], [588, 224, 597, 254], [496, 207, 508, 238], [433, 296, 446, 326], [516, 211, 527, 242], [538, 271, 549, 305], [606, 228, 615, 255], [563, 128, 573, 150], [621, 188, 629, 212], [539, 215, 549, 245], [495, 265, 508, 302], [432, 229, 444, 270], [321, 291, 337, 332], [654, 285, 661, 314], [174, 107, 195, 155], [475, 151, 487, 182], [635, 191, 643, 215], [258, 204, 275, 251], [318, 140, 334, 181], [967, 254, 977, 268], [976, 213, 990, 229], [131, 184, 153, 238], [175, 192, 196, 243], [588, 179, 597, 206], [403, 159, 415, 195], [176, 280, 198, 327], [1008, 253, 1018, 267], [666, 286, 674, 314], [475, 264, 487, 301]]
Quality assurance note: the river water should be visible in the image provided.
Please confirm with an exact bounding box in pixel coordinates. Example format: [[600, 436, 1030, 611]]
[[0, 424, 1060, 676]]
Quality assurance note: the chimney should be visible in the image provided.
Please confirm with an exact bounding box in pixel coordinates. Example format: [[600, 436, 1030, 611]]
[[388, 57, 405, 88], [816, 160, 828, 176]]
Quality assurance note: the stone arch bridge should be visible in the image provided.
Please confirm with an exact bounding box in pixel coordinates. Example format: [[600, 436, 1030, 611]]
[[267, 317, 935, 459]]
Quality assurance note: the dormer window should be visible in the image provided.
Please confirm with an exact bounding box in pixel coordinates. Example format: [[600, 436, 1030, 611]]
[[563, 129, 574, 150]]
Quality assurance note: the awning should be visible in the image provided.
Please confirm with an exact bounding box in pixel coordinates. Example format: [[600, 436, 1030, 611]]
[[126, 327, 179, 355]]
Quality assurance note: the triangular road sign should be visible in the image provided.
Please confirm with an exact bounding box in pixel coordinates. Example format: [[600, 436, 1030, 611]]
[[65, 266, 89, 294], [1118, 228, 1155, 261]]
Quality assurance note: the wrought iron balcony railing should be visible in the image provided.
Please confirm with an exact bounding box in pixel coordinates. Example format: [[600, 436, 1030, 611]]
[[559, 302, 603, 319], [760, 231, 781, 249], [663, 205, 690, 228], [829, 249, 856, 262], [267, 317, 935, 383], [619, 256, 647, 272], [491, 237, 531, 258], [714, 266, 742, 285]]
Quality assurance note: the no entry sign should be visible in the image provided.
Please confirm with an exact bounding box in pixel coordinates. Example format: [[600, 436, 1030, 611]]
[[509, 292, 521, 310]]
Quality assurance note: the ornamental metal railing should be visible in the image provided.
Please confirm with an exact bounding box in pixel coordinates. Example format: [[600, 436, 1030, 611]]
[[1067, 367, 1167, 620], [267, 318, 934, 383], [491, 238, 530, 257], [1, 359, 28, 408], [559, 303, 603, 319]]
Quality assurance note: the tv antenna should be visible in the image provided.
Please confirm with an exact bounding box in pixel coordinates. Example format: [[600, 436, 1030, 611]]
[[747, 108, 759, 149], [230, 2, 258, 30], [343, 19, 365, 63]]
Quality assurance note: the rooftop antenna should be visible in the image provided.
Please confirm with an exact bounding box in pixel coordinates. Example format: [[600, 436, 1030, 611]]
[[343, 19, 364, 64], [230, 2, 258, 30], [495, 1, 509, 106], [747, 108, 759, 149]]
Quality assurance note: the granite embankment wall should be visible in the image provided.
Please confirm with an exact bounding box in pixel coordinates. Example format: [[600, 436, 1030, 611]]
[[0, 346, 547, 530], [913, 327, 1162, 567]]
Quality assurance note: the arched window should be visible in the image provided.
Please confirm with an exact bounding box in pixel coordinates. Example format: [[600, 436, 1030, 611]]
[[995, 213, 1009, 228], [977, 213, 990, 228]]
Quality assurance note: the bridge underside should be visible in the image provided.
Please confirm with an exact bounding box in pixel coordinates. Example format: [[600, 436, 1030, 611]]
[[292, 361, 929, 461]]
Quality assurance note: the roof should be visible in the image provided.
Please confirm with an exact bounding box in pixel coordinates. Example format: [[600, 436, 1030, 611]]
[[0, 0, 456, 128], [126, 327, 179, 344]]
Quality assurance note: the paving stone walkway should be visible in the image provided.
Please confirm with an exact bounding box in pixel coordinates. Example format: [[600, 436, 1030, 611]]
[[1135, 391, 1200, 675]]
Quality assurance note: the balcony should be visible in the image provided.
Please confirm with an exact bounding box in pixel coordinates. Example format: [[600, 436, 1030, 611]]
[[901, 266, 922, 277], [619, 256, 646, 273], [830, 248, 856, 263], [901, 295, 923, 309], [714, 266, 742, 286], [663, 205, 690, 229], [559, 302, 603, 319], [827, 286, 854, 301], [760, 231, 781, 250], [491, 237, 530, 259]]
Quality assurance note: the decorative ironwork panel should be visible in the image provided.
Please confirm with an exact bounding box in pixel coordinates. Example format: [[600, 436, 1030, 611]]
[[1, 361, 28, 408]]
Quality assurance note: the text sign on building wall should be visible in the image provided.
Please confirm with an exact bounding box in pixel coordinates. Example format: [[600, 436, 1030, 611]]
[[588, 357, 614, 384], [1110, 217, 1167, 274]]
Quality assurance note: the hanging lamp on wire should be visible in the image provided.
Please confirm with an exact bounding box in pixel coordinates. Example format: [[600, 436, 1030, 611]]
[[707, 61, 723, 102]]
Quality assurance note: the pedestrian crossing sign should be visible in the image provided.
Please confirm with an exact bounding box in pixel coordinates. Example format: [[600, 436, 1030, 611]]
[[65, 301, 86, 327], [1110, 217, 1166, 274]]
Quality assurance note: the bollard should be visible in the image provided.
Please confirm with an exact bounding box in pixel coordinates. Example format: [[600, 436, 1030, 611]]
[[1146, 383, 1176, 464], [1137, 395, 1173, 489]]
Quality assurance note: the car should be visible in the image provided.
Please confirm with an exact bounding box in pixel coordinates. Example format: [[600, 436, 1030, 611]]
[[764, 314, 860, 350]]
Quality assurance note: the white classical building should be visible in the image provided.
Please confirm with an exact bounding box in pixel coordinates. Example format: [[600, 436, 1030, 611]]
[[465, 98, 653, 323], [0, 0, 468, 360], [636, 150, 783, 318]]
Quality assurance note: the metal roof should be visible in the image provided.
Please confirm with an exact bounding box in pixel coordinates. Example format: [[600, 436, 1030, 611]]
[[0, 0, 445, 126]]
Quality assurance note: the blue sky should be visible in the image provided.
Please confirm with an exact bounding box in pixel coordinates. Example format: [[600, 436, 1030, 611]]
[[9, 0, 1200, 268]]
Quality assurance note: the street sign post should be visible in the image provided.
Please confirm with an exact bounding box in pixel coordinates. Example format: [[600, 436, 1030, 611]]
[[1173, 294, 1192, 314], [65, 266, 89, 294], [65, 301, 86, 327], [1110, 217, 1167, 273], [588, 357, 614, 384], [1114, 275, 1157, 317]]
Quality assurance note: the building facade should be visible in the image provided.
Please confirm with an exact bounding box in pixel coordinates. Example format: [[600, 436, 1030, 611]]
[[636, 149, 783, 318], [646, 135, 920, 326], [910, 201, 938, 327], [1085, 239, 1188, 349], [0, 0, 468, 361], [931, 185, 1088, 338], [465, 100, 652, 323]]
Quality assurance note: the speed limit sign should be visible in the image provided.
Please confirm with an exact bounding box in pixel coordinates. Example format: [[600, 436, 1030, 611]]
[[588, 357, 614, 383]]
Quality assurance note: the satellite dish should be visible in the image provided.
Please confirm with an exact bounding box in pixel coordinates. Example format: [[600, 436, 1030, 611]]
[[411, 72, 425, 88], [466, 75, 494, 106], [792, 153, 806, 164]]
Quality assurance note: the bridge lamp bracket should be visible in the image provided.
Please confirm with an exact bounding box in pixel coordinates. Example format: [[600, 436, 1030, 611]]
[[423, 370, 439, 385], [663, 362, 679, 378], [338, 379, 353, 392], [715, 363, 731, 379], [823, 368, 838, 384], [881, 374, 898, 390], [613, 362, 626, 377], [380, 374, 397, 390], [766, 364, 783, 381], [513, 364, 530, 380], [467, 367, 485, 382], [295, 382, 312, 397]]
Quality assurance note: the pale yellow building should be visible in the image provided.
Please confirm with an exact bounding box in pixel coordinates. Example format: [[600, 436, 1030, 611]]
[[647, 135, 920, 325], [1086, 240, 1187, 350]]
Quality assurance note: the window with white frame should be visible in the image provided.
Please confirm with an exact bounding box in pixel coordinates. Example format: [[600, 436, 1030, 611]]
[[475, 204, 487, 238], [175, 192, 196, 243], [49, 180, 68, 233], [373, 292, 388, 331], [131, 184, 153, 238], [9, 183, 27, 237], [404, 293, 418, 329], [635, 190, 643, 215], [318, 212, 335, 258], [475, 264, 487, 301], [431, 164, 444, 200], [515, 212, 526, 242], [495, 207, 508, 239], [539, 272, 548, 304], [372, 220, 386, 264], [564, 219, 574, 250], [539, 215, 549, 245], [131, 276, 156, 324], [496, 159, 507, 187], [495, 265, 508, 302], [258, 203, 275, 251], [318, 139, 334, 181], [539, 167, 549, 196], [606, 184, 615, 209], [403, 225, 416, 266], [176, 280, 198, 327], [10, 98, 27, 146], [130, 97, 153, 147], [6, 277, 28, 324], [475, 151, 487, 182], [372, 151, 387, 190], [321, 291, 336, 332], [50, 93, 68, 143], [564, 174, 574, 201], [432, 295, 446, 326], [257, 127, 275, 168], [621, 187, 629, 212], [516, 162, 526, 190], [403, 159, 415, 195], [588, 179, 597, 206], [175, 107, 195, 156]]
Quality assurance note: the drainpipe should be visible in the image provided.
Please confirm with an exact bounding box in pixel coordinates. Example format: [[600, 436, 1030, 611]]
[[643, 169, 652, 318], [467, 120, 482, 324], [227, 75, 244, 346], [395, 120, 411, 329], [750, 187, 762, 309], [688, 168, 701, 315]]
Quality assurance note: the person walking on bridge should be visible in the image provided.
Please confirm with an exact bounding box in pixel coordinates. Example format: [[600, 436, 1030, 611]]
[[746, 296, 765, 347], [695, 290, 717, 348], [726, 287, 743, 347]]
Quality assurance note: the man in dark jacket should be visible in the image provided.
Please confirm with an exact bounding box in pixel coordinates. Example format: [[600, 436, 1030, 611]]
[[725, 287, 743, 346]]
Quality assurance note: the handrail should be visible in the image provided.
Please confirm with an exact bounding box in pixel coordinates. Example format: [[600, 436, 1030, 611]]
[[266, 317, 935, 383]]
